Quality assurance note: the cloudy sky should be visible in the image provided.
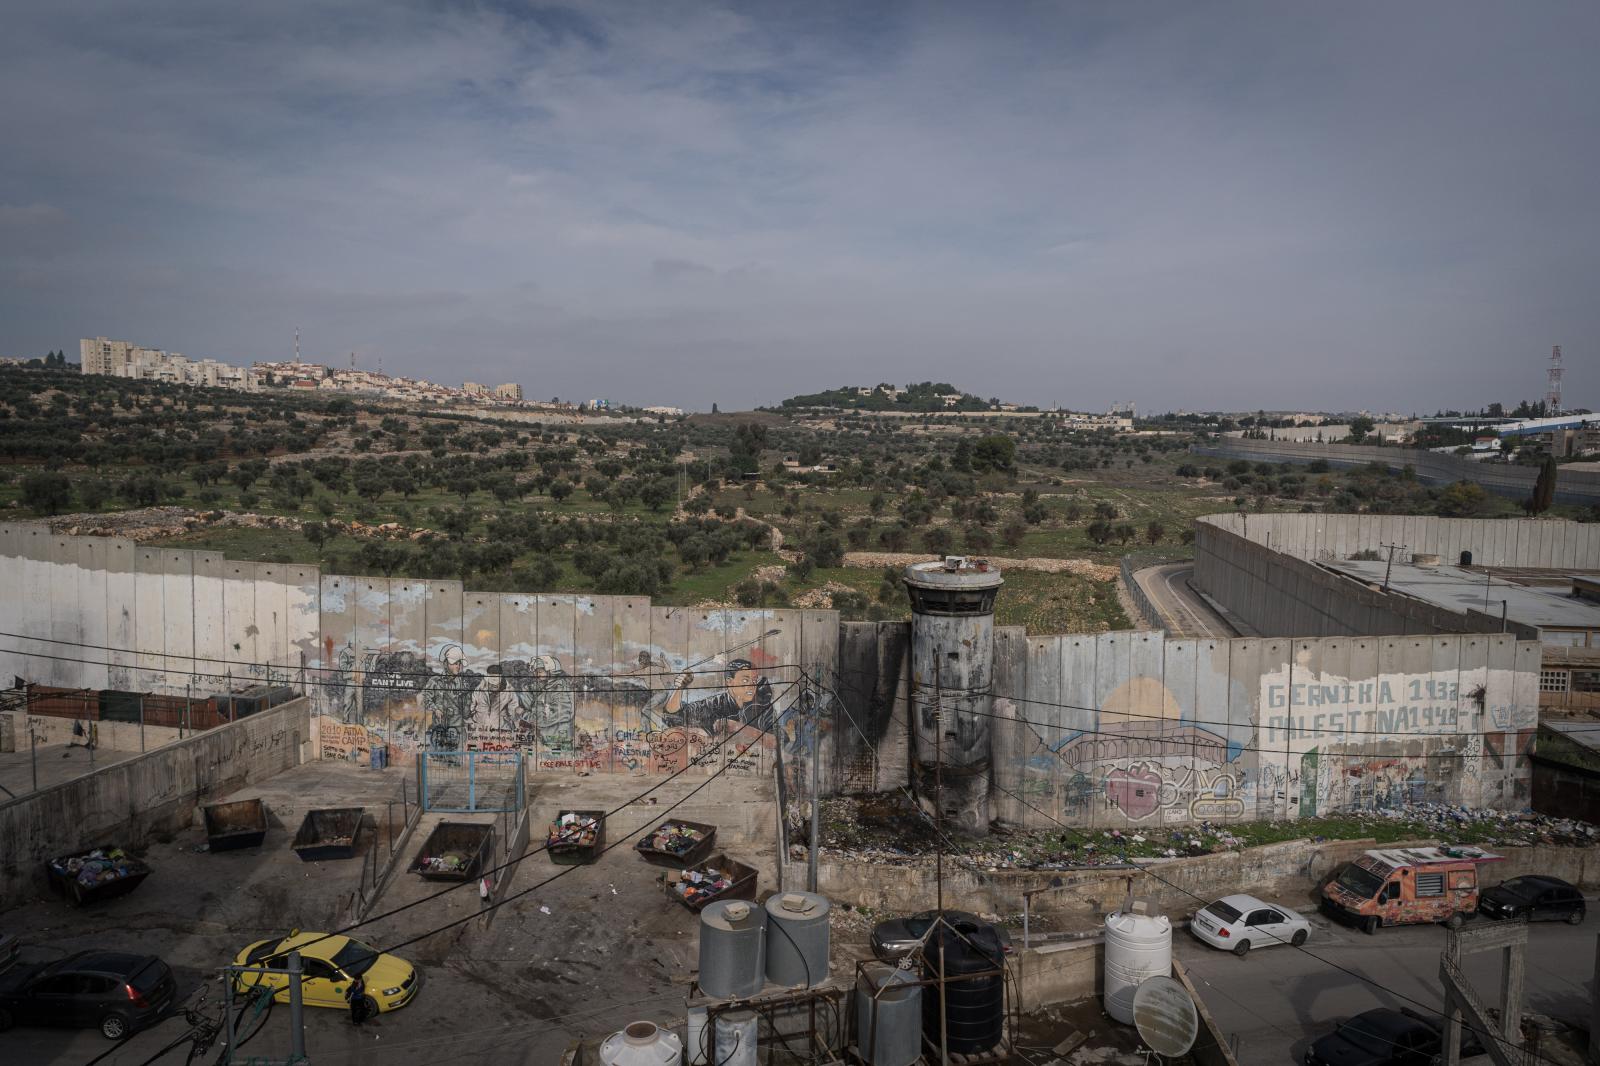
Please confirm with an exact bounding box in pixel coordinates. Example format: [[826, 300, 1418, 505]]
[[2, 1, 1595, 413]]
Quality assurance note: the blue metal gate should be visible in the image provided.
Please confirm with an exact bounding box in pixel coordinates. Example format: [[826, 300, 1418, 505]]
[[418, 751, 525, 813]]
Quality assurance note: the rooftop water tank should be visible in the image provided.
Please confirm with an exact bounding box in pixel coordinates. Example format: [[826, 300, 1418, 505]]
[[856, 961, 923, 1066], [713, 1009, 758, 1066], [599, 1021, 683, 1066], [764, 892, 831, 988], [921, 919, 1006, 1055], [1103, 907, 1172, 1025], [698, 899, 767, 999]]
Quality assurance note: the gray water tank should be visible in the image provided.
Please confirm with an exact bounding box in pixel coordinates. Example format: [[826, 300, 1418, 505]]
[[764, 891, 831, 988], [856, 962, 922, 1066], [698, 899, 767, 999]]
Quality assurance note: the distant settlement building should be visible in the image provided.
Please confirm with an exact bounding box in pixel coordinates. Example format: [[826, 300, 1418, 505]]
[[80, 337, 257, 391]]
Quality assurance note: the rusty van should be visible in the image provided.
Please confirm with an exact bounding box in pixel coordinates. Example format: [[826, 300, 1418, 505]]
[[1320, 846, 1502, 934]]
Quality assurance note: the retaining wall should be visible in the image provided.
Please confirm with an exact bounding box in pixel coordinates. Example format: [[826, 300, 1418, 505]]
[[792, 836, 1600, 927], [1191, 438, 1600, 506], [0, 697, 310, 906], [2, 711, 185, 751]]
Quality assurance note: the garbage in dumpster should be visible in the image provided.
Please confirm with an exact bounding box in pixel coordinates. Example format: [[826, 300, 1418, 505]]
[[667, 853, 757, 912], [52, 847, 137, 888], [46, 844, 153, 905], [418, 853, 470, 874], [635, 819, 717, 867], [549, 812, 599, 848]]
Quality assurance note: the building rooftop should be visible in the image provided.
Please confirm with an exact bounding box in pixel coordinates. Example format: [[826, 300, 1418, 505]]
[[1324, 558, 1600, 634]]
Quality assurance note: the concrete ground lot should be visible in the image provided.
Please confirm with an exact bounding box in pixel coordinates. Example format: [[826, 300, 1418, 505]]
[[0, 763, 781, 1065], [1175, 908, 1596, 1066]]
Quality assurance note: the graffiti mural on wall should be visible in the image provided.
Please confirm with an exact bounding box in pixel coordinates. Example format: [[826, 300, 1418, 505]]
[[311, 609, 832, 779], [1009, 654, 1533, 827]]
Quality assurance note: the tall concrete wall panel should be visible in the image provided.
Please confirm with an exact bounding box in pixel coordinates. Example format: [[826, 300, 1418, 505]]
[[1193, 517, 1551, 639], [1197, 513, 1600, 570]]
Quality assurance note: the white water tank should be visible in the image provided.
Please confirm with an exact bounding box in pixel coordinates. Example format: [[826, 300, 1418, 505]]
[[599, 1021, 684, 1066], [1103, 909, 1172, 1025]]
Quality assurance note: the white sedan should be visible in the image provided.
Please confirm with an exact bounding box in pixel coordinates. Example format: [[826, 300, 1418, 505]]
[[1189, 894, 1310, 956]]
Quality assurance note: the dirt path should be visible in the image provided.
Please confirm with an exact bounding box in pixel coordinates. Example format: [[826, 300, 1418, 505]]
[[841, 551, 1118, 581]]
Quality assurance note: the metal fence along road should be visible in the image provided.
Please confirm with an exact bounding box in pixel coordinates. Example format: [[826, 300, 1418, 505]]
[[418, 751, 525, 813]]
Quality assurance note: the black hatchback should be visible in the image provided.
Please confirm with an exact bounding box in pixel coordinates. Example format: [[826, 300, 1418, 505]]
[[1478, 875, 1586, 925], [0, 951, 175, 1040]]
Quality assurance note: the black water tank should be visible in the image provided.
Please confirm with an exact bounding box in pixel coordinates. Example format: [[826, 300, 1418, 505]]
[[1460, 550, 1473, 566], [922, 919, 1005, 1054]]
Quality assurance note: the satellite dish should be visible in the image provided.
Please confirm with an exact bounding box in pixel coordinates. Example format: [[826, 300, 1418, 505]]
[[1132, 976, 1199, 1058]]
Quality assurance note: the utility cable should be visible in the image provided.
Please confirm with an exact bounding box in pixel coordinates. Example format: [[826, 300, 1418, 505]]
[[0, 628, 795, 690], [985, 773, 1566, 1065], [824, 659, 1588, 739], [248, 674, 805, 964]]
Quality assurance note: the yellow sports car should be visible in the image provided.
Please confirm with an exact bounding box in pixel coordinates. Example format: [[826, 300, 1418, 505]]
[[231, 931, 419, 1014]]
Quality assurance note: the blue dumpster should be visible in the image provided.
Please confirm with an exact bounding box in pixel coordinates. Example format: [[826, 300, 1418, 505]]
[[370, 745, 388, 770]]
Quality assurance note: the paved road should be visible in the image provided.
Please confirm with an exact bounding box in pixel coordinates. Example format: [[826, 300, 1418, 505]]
[[1133, 563, 1236, 639], [1175, 908, 1596, 1065]]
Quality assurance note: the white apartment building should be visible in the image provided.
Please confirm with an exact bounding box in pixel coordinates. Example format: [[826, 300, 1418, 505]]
[[80, 337, 257, 391]]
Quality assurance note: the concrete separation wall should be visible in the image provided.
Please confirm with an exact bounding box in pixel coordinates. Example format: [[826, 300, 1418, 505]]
[[1191, 438, 1600, 506], [1196, 512, 1600, 570], [1192, 517, 1546, 640], [0, 696, 310, 906], [0, 525, 840, 790], [989, 627, 1538, 827]]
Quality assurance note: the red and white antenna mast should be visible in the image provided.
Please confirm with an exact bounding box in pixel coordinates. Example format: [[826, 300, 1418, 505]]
[[1546, 345, 1562, 415]]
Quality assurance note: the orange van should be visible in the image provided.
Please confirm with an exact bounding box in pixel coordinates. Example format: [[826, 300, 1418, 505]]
[[1320, 846, 1502, 934]]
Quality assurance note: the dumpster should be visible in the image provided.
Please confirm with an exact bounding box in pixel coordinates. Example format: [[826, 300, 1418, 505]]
[[546, 810, 605, 865], [667, 853, 758, 912], [47, 845, 152, 906], [291, 808, 366, 862], [635, 819, 717, 867], [202, 798, 270, 851], [409, 821, 495, 882], [369, 745, 388, 770]]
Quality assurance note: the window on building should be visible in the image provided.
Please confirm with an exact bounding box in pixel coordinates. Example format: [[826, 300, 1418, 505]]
[[1540, 670, 1569, 693]]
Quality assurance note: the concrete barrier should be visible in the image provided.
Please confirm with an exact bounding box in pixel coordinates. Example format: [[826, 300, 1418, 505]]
[[0, 697, 311, 906]]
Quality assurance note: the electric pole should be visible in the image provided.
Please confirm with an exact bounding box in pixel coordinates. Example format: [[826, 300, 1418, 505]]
[[1380, 542, 1406, 592]]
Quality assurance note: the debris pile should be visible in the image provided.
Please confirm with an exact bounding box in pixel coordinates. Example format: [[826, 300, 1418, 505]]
[[813, 794, 1600, 871], [1371, 804, 1600, 847]]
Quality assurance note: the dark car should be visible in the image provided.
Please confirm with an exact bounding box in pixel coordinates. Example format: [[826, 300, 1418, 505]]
[[1306, 1007, 1481, 1066], [0, 951, 175, 1040], [869, 910, 1013, 962], [1478, 875, 1586, 925]]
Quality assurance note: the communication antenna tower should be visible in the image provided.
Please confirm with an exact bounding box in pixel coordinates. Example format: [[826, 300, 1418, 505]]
[[294, 328, 300, 365], [1546, 345, 1562, 415]]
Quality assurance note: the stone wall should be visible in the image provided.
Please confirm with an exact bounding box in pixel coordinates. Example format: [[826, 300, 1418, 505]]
[[0, 697, 310, 906]]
